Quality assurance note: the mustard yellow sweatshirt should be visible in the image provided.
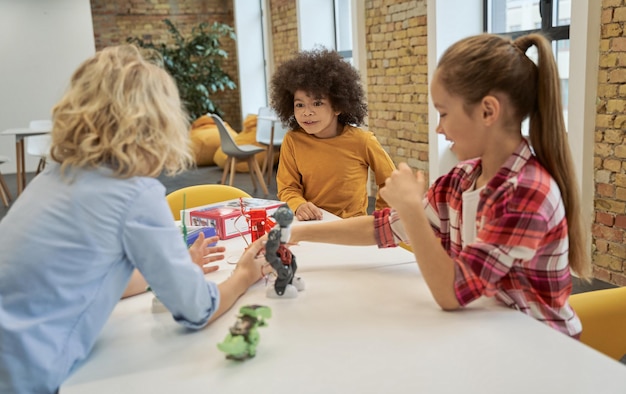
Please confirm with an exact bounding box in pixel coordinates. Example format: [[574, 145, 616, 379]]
[[276, 125, 396, 218]]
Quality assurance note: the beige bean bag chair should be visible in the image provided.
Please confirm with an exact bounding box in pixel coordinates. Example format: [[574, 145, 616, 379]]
[[189, 115, 237, 166]]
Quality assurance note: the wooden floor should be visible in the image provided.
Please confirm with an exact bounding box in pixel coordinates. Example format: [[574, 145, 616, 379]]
[[0, 165, 616, 295]]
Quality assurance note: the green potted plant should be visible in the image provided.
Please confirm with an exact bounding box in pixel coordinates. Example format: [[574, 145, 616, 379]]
[[128, 19, 237, 120]]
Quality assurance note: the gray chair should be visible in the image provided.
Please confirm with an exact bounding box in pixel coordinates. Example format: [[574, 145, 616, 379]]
[[210, 114, 269, 196], [0, 155, 13, 207]]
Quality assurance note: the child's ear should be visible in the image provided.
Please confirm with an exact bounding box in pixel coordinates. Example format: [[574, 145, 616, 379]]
[[481, 96, 500, 126]]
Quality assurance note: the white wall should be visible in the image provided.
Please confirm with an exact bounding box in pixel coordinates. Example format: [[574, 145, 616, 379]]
[[427, 0, 483, 184], [0, 0, 95, 173], [234, 0, 268, 122], [569, 0, 600, 259]]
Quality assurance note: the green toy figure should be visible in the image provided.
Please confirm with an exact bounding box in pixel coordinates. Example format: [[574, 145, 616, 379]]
[[217, 304, 272, 360]]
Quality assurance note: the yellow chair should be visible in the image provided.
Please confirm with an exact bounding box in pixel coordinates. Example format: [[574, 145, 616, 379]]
[[166, 184, 251, 221], [568, 286, 626, 361], [399, 242, 412, 252]]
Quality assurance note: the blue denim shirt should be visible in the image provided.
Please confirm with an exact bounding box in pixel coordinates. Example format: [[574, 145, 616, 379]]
[[0, 163, 220, 393]]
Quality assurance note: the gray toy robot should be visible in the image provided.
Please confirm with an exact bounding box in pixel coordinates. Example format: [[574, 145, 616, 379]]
[[265, 205, 305, 298]]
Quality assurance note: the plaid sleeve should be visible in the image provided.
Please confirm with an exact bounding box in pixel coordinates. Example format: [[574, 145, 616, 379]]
[[373, 208, 396, 248], [374, 208, 408, 248]]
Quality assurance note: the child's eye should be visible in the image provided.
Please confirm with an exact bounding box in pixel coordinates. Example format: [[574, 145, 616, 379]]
[[294, 103, 304, 108], [314, 101, 324, 106]]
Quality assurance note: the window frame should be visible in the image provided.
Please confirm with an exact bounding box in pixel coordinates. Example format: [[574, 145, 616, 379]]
[[483, 0, 571, 133], [483, 0, 569, 41]]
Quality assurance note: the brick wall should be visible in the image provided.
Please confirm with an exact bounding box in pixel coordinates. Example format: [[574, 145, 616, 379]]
[[89, 1, 626, 285], [363, 0, 429, 174], [90, 0, 243, 130], [593, 0, 626, 285], [269, 0, 298, 68]]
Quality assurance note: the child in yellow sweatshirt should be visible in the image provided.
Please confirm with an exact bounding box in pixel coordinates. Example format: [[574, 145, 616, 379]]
[[271, 49, 396, 220]]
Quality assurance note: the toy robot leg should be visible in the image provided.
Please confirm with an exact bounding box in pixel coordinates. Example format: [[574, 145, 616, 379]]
[[291, 276, 305, 291], [266, 283, 298, 299]]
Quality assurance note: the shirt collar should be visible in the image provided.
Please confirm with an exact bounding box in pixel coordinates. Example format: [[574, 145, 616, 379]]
[[486, 138, 533, 193], [459, 138, 533, 193]]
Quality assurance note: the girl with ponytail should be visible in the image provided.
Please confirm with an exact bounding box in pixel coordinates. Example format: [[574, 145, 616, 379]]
[[288, 33, 591, 339]]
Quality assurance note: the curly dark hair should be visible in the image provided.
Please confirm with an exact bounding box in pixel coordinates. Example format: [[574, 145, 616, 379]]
[[270, 48, 367, 130]]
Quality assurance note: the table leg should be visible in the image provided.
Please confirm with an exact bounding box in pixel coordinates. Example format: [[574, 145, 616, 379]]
[[16, 140, 25, 195], [265, 143, 274, 185], [229, 159, 236, 186], [261, 148, 269, 177], [0, 172, 11, 206], [265, 124, 276, 185], [250, 158, 269, 196]]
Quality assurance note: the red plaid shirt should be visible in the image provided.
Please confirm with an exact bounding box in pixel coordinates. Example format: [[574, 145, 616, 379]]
[[374, 140, 581, 337]]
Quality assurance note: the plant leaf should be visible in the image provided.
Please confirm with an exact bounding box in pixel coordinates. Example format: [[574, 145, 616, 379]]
[[126, 19, 237, 121]]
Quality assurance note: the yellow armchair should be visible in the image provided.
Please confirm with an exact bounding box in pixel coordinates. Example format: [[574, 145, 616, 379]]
[[166, 184, 251, 221], [568, 286, 626, 361]]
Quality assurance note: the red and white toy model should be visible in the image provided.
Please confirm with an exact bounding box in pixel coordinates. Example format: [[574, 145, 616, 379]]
[[238, 198, 276, 242]]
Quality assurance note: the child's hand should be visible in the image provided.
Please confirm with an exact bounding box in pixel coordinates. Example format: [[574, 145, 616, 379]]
[[295, 202, 323, 221], [380, 162, 426, 213], [188, 232, 225, 274], [233, 238, 267, 285], [285, 224, 302, 245]]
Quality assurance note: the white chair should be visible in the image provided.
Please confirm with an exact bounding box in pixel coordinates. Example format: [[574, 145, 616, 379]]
[[0, 155, 12, 207], [26, 135, 51, 174], [29, 120, 52, 131], [256, 107, 288, 185], [27, 120, 52, 174]]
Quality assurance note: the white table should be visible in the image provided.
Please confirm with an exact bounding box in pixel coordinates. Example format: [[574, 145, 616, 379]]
[[256, 114, 283, 185], [63, 219, 626, 393], [0, 127, 51, 195]]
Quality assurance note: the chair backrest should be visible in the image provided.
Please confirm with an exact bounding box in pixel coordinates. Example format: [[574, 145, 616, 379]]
[[568, 286, 626, 361], [28, 119, 52, 131], [26, 134, 51, 157], [256, 107, 288, 146], [210, 114, 242, 156], [166, 184, 251, 221], [29, 119, 52, 132]]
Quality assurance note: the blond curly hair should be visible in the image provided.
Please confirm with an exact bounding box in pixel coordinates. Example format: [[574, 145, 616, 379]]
[[49, 44, 193, 178]]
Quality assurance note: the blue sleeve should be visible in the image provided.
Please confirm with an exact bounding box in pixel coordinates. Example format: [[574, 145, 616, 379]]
[[121, 184, 220, 329]]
